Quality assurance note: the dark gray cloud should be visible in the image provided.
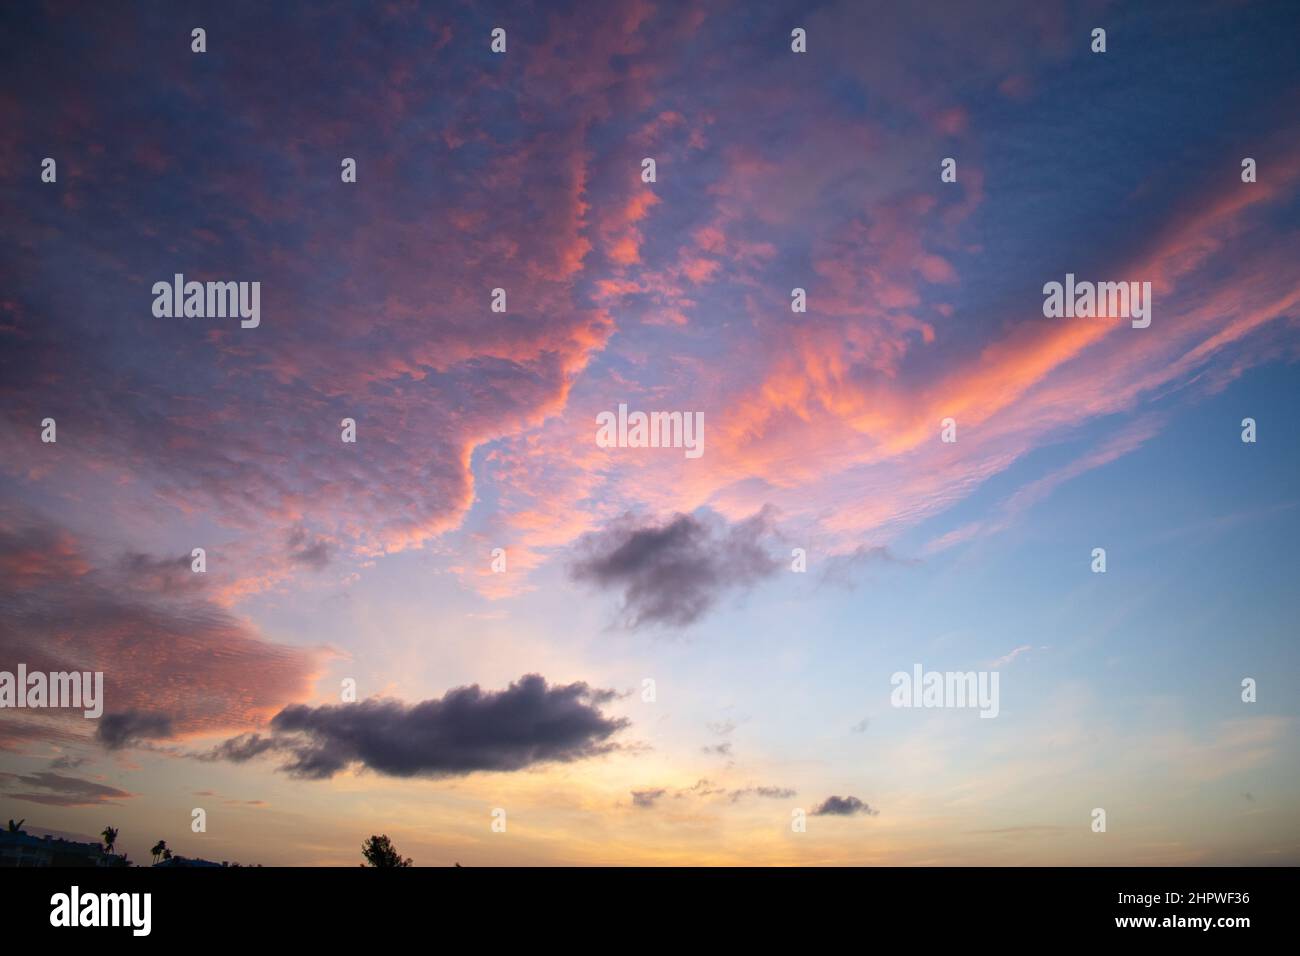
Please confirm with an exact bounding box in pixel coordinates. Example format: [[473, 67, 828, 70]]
[[96, 711, 174, 750], [701, 741, 733, 757], [117, 552, 204, 594], [286, 527, 332, 570], [630, 788, 667, 808], [812, 795, 879, 816], [207, 674, 627, 780], [206, 732, 281, 763], [570, 509, 780, 628], [0, 771, 134, 807]]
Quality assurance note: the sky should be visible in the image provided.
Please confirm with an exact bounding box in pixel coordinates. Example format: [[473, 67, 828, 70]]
[[1, 0, 1298, 866]]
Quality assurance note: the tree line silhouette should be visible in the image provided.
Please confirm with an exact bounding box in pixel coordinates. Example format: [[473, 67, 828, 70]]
[[8, 815, 455, 866]]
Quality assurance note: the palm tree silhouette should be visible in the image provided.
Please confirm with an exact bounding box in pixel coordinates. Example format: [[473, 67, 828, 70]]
[[101, 826, 119, 855], [6, 819, 24, 833], [150, 839, 167, 864]]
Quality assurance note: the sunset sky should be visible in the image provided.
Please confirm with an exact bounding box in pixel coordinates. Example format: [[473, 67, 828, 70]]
[[2, 0, 1298, 866]]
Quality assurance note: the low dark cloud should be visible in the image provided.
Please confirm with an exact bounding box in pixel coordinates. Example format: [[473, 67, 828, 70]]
[[286, 527, 332, 570], [117, 552, 203, 595], [207, 674, 627, 780], [570, 509, 780, 628], [630, 788, 666, 808], [207, 732, 281, 764], [0, 771, 134, 807], [812, 795, 879, 817], [95, 711, 175, 750], [701, 741, 733, 757]]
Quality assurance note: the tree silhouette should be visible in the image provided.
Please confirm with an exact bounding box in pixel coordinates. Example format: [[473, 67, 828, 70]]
[[6, 819, 24, 833], [361, 834, 412, 867], [150, 839, 167, 864], [101, 826, 119, 855]]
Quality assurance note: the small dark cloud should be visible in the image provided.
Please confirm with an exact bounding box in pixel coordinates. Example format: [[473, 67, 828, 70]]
[[701, 741, 733, 757], [631, 788, 667, 808], [849, 718, 870, 733], [0, 771, 133, 807], [570, 509, 780, 628], [96, 711, 174, 750], [812, 795, 879, 817], [206, 674, 627, 780], [118, 551, 203, 593], [286, 527, 331, 570], [206, 732, 281, 763], [48, 754, 87, 771]]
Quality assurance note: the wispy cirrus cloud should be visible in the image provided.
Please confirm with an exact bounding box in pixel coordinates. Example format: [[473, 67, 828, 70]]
[[629, 779, 797, 809], [0, 770, 134, 808]]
